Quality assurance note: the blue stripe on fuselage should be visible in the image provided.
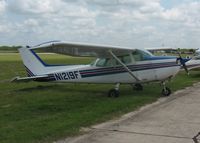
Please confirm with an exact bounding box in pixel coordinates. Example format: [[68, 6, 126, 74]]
[[144, 56, 176, 60], [80, 61, 179, 78]]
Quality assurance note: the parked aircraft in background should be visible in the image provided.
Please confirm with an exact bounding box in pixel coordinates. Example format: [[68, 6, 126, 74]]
[[147, 47, 200, 74], [12, 41, 192, 97], [185, 48, 200, 71]]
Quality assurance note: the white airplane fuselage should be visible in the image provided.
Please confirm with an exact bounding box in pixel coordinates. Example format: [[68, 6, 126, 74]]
[[38, 58, 180, 84]]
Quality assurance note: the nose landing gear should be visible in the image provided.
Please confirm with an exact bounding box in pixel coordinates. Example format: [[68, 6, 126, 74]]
[[161, 82, 171, 96]]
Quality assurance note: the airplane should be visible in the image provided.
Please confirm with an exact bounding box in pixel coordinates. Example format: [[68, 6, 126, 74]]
[[12, 41, 190, 97], [184, 48, 200, 71], [169, 48, 200, 73], [147, 47, 200, 74]]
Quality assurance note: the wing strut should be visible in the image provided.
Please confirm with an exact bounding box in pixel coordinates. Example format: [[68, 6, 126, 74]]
[[108, 50, 140, 82]]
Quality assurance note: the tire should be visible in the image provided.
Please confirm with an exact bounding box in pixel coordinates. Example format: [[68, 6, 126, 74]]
[[134, 83, 143, 91], [108, 89, 119, 98], [162, 87, 171, 96]]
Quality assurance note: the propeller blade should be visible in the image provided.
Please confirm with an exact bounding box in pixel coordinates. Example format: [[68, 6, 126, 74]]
[[176, 50, 189, 75]]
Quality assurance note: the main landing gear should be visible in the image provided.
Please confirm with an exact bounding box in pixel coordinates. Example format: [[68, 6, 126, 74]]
[[108, 82, 172, 97], [108, 83, 120, 98], [108, 83, 144, 98], [133, 83, 143, 91], [161, 82, 171, 96]]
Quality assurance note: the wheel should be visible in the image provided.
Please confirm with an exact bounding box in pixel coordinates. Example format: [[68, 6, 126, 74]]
[[161, 87, 171, 96], [108, 89, 119, 98], [133, 83, 143, 91]]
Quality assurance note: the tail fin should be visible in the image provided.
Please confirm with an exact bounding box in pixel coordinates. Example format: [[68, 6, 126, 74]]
[[19, 46, 46, 76]]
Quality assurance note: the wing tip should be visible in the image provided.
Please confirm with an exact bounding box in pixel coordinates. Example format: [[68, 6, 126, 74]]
[[10, 76, 20, 83]]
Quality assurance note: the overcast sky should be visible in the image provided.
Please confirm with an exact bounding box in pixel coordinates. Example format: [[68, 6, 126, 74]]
[[0, 0, 199, 48]]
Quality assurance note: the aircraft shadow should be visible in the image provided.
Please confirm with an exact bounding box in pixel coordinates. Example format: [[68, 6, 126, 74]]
[[15, 84, 106, 95]]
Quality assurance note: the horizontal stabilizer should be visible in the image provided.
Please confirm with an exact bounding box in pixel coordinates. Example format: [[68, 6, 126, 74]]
[[11, 75, 49, 82]]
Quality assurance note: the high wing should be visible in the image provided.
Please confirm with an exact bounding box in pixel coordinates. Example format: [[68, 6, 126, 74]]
[[24, 41, 141, 82], [30, 41, 136, 57]]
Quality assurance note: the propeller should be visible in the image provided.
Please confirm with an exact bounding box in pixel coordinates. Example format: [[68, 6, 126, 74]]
[[176, 50, 189, 75]]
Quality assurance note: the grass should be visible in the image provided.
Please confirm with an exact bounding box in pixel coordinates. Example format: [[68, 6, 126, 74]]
[[0, 53, 200, 143]]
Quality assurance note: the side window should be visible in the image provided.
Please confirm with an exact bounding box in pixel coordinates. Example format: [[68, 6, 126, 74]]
[[121, 55, 131, 64], [96, 58, 113, 67], [132, 50, 152, 61], [194, 56, 200, 60], [113, 55, 132, 65], [104, 58, 113, 66], [132, 51, 142, 61]]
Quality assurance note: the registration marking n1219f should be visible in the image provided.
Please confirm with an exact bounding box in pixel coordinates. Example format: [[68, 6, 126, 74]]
[[54, 71, 79, 81]]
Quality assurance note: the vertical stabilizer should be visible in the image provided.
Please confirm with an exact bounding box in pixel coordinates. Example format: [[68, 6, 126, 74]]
[[19, 46, 46, 76]]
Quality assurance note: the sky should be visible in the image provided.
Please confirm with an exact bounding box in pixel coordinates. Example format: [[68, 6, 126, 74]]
[[0, 0, 200, 49]]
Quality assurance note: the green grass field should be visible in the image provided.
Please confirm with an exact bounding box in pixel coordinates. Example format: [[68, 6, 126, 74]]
[[0, 53, 200, 143]]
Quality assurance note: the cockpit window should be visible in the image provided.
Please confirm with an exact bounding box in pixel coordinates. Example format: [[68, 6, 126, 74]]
[[132, 49, 152, 61], [95, 54, 132, 67], [93, 49, 152, 66], [117, 55, 131, 64], [194, 56, 200, 60], [96, 58, 113, 67]]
